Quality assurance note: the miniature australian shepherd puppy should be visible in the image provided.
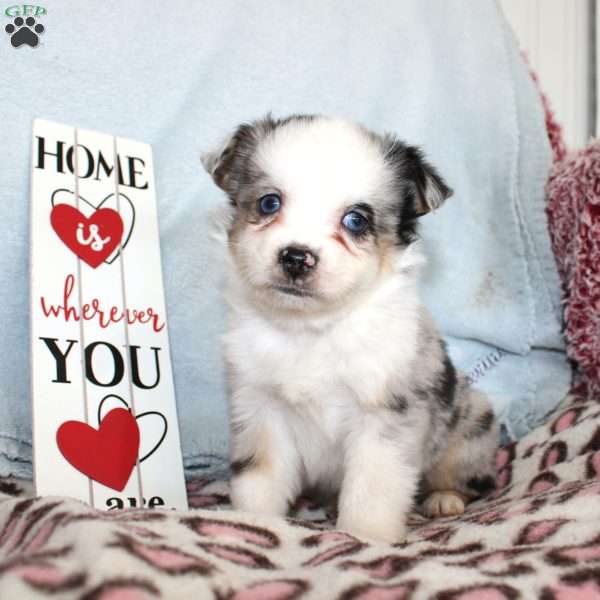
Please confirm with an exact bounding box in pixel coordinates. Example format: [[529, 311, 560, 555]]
[[201, 115, 499, 543]]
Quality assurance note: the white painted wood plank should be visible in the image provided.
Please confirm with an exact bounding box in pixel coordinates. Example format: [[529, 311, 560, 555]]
[[74, 127, 143, 509], [596, 3, 600, 136], [115, 135, 188, 511], [31, 120, 90, 503], [500, 0, 592, 149]]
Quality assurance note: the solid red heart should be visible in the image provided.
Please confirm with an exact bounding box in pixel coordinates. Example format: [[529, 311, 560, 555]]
[[50, 204, 124, 268], [56, 408, 140, 491]]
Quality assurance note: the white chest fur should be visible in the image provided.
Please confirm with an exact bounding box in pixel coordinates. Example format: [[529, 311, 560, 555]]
[[225, 277, 421, 415], [224, 278, 422, 493]]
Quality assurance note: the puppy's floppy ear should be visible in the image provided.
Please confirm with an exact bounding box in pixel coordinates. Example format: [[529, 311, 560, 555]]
[[201, 123, 255, 198], [383, 136, 453, 217], [403, 145, 453, 216], [201, 116, 278, 199]]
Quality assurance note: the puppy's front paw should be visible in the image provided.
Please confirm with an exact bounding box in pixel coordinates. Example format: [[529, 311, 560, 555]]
[[230, 471, 289, 517], [336, 510, 407, 544], [422, 491, 466, 518]]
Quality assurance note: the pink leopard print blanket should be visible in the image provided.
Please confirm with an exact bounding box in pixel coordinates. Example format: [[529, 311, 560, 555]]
[[0, 391, 599, 599]]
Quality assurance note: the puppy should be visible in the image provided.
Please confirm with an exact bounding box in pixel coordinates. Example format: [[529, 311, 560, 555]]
[[202, 115, 499, 543]]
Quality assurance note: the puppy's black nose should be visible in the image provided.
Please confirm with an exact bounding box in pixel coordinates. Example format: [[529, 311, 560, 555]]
[[279, 246, 318, 279]]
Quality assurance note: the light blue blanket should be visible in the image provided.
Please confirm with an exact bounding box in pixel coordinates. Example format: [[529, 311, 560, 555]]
[[0, 0, 569, 478]]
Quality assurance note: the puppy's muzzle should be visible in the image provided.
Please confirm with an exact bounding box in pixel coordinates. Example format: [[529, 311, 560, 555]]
[[279, 246, 318, 280]]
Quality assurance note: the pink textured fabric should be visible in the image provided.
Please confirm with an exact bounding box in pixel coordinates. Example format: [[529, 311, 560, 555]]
[[545, 113, 600, 400]]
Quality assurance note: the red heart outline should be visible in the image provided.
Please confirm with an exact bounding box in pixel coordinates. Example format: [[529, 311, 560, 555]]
[[56, 408, 140, 491], [50, 204, 124, 268]]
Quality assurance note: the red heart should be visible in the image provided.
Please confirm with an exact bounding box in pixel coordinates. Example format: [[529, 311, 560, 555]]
[[56, 408, 140, 491], [50, 204, 124, 268]]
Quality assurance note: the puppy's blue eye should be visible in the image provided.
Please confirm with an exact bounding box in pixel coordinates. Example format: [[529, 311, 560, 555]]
[[342, 210, 369, 234], [258, 194, 281, 215]]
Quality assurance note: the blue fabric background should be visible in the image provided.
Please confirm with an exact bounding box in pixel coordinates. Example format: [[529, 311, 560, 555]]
[[0, 0, 569, 478]]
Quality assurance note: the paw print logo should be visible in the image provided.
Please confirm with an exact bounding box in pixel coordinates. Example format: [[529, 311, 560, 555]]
[[5, 16, 44, 48]]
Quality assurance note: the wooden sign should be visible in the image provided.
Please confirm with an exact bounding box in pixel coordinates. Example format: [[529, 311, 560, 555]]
[[30, 119, 188, 510]]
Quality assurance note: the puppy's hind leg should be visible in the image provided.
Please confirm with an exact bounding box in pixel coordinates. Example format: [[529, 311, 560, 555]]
[[422, 383, 499, 518]]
